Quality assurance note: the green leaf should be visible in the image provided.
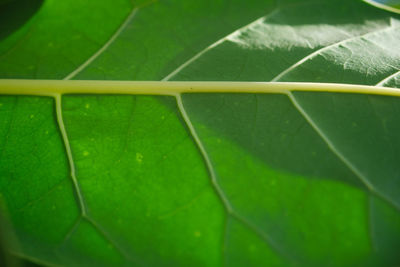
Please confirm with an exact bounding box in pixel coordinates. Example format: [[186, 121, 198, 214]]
[[1, 0, 400, 266], [364, 0, 400, 14]]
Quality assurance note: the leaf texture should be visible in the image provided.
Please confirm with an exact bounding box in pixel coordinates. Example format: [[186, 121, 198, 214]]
[[0, 0, 400, 266]]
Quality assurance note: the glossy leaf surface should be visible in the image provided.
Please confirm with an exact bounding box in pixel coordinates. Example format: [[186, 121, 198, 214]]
[[0, 0, 400, 266], [364, 0, 400, 14]]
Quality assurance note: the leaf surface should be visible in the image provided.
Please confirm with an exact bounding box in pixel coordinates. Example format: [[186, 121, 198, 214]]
[[364, 0, 400, 14], [0, 0, 400, 266]]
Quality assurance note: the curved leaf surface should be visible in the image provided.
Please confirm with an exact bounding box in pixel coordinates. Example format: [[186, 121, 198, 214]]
[[364, 0, 400, 14]]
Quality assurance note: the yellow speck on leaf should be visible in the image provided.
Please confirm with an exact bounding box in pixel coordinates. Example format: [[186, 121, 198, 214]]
[[136, 152, 143, 163], [83, 151, 89, 156], [249, 244, 256, 252], [85, 103, 90, 109], [194, 231, 201, 237], [30, 114, 34, 119]]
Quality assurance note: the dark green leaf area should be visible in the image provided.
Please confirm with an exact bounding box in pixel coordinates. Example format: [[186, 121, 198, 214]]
[[369, 195, 400, 266], [1, 91, 400, 266], [0, 0, 133, 79], [365, 0, 400, 13], [0, 96, 79, 265], [293, 92, 400, 208], [182, 92, 400, 266], [0, 0, 43, 41], [182, 93, 362, 187]]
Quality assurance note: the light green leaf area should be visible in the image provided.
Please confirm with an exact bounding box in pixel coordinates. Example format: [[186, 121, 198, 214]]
[[0, 0, 400, 266]]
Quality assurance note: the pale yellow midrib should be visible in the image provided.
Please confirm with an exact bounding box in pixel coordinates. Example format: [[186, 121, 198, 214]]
[[0, 79, 400, 97]]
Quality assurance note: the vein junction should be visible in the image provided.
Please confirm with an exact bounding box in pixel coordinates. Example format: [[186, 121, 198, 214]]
[[157, 4, 400, 259], [49, 7, 141, 264], [1, 1, 400, 262]]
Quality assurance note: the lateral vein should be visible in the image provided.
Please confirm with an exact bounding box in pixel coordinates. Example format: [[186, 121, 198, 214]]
[[287, 92, 374, 190], [175, 94, 233, 213], [162, 8, 280, 81], [55, 94, 88, 216], [363, 0, 400, 15], [287, 91, 400, 212], [175, 93, 294, 259], [271, 24, 399, 81], [63, 8, 138, 80], [376, 69, 400, 86]]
